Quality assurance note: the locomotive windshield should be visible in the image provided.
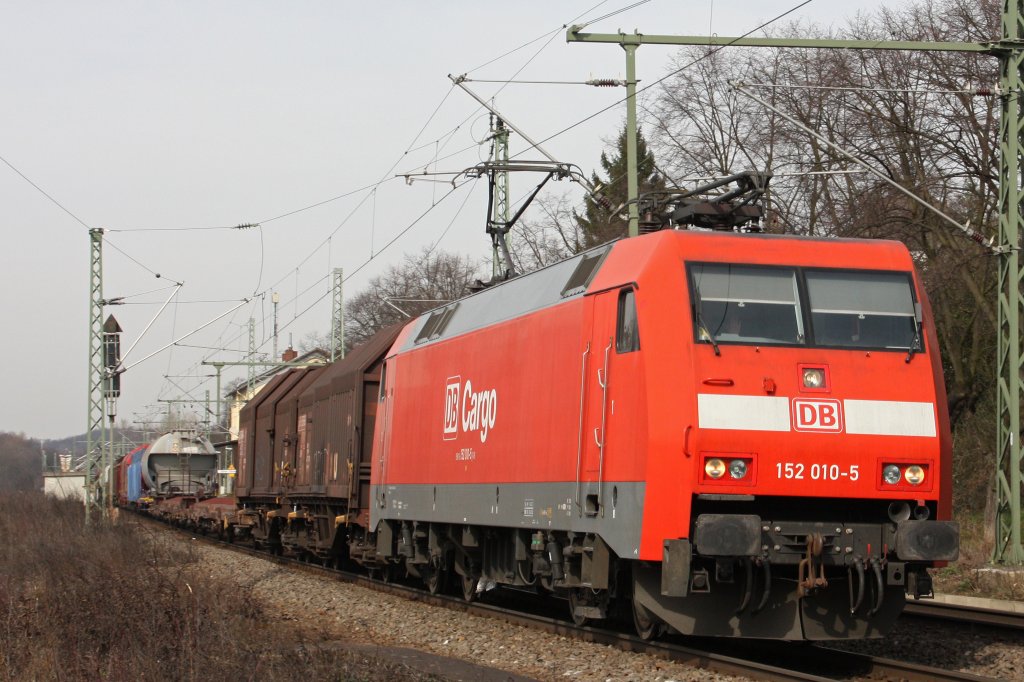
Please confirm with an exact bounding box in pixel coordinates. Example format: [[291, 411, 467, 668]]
[[690, 264, 804, 345], [805, 269, 920, 351], [689, 262, 921, 352]]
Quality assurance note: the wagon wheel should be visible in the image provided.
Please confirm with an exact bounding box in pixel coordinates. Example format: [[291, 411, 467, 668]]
[[568, 588, 589, 627], [632, 596, 663, 641], [382, 563, 399, 583], [461, 572, 478, 602]]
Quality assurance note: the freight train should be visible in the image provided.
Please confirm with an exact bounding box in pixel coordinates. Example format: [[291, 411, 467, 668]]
[[119, 227, 959, 641]]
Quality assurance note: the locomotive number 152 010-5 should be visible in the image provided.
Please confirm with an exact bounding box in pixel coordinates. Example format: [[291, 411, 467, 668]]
[[776, 462, 860, 481]]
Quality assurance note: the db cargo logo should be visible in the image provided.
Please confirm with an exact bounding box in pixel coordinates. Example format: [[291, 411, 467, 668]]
[[792, 398, 843, 433], [443, 375, 498, 443]]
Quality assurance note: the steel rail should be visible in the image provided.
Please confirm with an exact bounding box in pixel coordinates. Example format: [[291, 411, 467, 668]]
[[904, 598, 1024, 631]]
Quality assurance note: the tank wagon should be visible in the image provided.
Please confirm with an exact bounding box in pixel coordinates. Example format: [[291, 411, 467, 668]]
[[141, 430, 218, 497], [365, 229, 958, 640]]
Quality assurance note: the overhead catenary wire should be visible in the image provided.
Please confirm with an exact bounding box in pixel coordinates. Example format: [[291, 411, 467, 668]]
[[0, 151, 91, 230], [0, 149, 186, 288], [121, 298, 251, 373], [570, 0, 655, 32], [102, 235, 183, 284], [119, 283, 184, 365], [175, 179, 472, 385], [462, 0, 612, 75], [503, 1, 817, 160], [458, 78, 629, 86], [738, 81, 1000, 96]]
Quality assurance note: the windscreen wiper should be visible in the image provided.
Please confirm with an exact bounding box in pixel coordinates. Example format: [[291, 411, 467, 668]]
[[905, 305, 923, 364], [693, 288, 721, 356]]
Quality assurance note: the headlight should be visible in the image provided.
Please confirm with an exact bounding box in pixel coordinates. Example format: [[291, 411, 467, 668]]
[[802, 368, 825, 389], [729, 459, 748, 479], [904, 465, 925, 486], [882, 464, 901, 485], [705, 458, 726, 479]]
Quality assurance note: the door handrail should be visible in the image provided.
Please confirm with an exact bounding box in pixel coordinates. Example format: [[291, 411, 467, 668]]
[[574, 342, 591, 515]]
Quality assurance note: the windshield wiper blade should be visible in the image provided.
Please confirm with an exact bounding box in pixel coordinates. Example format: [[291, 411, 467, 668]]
[[905, 324, 922, 363], [697, 314, 721, 356], [692, 281, 720, 356]]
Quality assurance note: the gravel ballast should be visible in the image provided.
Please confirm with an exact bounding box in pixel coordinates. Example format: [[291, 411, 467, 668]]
[[184, 536, 747, 682], [176, 532, 1022, 681]]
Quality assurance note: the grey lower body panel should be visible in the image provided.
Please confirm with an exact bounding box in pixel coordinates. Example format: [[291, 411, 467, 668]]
[[370, 481, 645, 561]]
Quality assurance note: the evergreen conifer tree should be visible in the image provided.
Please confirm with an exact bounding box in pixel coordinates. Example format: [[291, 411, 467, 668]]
[[575, 123, 664, 247]]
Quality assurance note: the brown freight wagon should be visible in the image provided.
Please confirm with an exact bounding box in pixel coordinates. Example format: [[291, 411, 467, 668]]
[[231, 325, 399, 560], [236, 371, 291, 499], [272, 366, 324, 494], [278, 325, 400, 560]]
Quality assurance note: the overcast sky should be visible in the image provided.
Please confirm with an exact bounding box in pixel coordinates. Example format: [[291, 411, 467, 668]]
[[1, 0, 897, 441]]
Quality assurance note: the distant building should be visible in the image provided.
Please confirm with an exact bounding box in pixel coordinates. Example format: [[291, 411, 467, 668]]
[[43, 473, 85, 500]]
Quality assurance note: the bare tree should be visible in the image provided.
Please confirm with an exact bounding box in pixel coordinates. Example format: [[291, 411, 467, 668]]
[[344, 248, 482, 348], [297, 330, 331, 355], [0, 432, 41, 492], [508, 192, 585, 273]]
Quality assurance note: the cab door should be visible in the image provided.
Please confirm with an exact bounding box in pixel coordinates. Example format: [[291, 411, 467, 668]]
[[580, 286, 643, 516]]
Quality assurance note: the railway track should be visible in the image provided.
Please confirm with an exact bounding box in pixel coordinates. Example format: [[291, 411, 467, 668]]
[[141, 515, 1006, 682], [903, 597, 1024, 631]]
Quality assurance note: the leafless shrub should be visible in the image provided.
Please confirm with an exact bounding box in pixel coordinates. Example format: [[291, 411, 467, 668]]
[[0, 493, 434, 681]]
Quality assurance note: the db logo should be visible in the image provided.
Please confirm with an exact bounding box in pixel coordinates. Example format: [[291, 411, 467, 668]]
[[443, 376, 461, 440], [443, 375, 498, 443], [792, 398, 843, 433]]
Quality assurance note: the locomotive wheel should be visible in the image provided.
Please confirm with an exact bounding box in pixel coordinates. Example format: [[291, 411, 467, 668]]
[[632, 596, 663, 641], [425, 567, 444, 595], [568, 588, 589, 627], [461, 572, 477, 602]]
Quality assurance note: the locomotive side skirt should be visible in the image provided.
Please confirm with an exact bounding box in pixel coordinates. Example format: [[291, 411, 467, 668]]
[[371, 481, 645, 561]]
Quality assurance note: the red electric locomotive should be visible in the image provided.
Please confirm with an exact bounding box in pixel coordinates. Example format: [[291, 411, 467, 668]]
[[367, 228, 958, 640]]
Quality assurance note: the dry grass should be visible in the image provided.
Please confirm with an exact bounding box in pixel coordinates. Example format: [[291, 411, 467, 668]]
[[932, 512, 1024, 601], [0, 493, 439, 682]]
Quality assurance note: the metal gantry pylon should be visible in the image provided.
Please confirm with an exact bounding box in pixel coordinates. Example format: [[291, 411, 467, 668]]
[[489, 116, 511, 279], [331, 267, 345, 361], [995, 0, 1024, 563], [84, 228, 106, 524], [567, 2, 1024, 562], [246, 317, 256, 394]]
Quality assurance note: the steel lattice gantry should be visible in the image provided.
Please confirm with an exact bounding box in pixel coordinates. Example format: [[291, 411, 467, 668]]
[[84, 228, 106, 523], [331, 267, 345, 361], [995, 0, 1024, 563], [567, 1, 1024, 562]]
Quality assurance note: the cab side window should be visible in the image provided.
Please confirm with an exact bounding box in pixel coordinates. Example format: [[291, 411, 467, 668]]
[[616, 288, 640, 353]]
